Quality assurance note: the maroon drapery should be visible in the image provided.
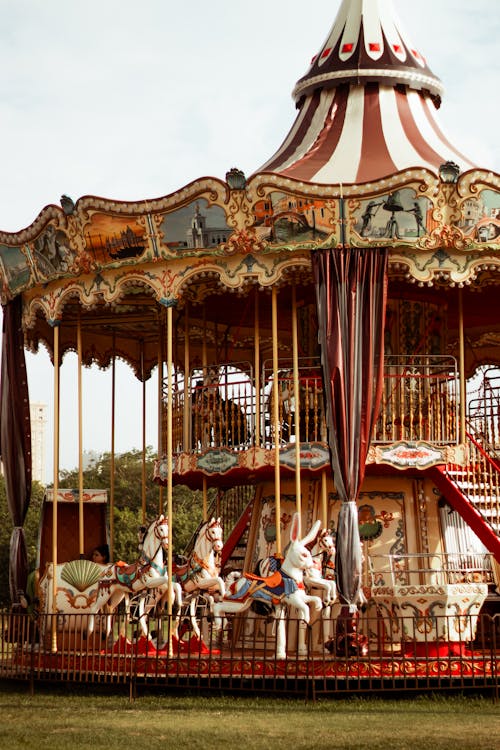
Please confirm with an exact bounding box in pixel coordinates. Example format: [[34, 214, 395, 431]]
[[312, 247, 388, 607], [0, 297, 32, 605]]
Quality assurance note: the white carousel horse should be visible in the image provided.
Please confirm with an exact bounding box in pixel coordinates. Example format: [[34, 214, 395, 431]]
[[173, 517, 225, 597], [303, 528, 337, 647], [304, 528, 337, 605], [171, 517, 225, 643], [87, 514, 182, 642], [212, 513, 323, 659]]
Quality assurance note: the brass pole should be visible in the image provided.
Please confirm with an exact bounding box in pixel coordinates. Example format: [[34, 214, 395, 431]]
[[202, 302, 208, 518], [183, 304, 190, 452], [254, 288, 261, 447], [166, 306, 174, 621], [203, 477, 208, 521], [458, 289, 466, 445], [51, 323, 60, 652], [291, 285, 302, 525], [77, 316, 84, 557], [321, 470, 328, 528], [272, 287, 281, 555], [202, 303, 207, 372], [110, 340, 116, 558], [141, 342, 147, 525], [157, 339, 164, 515]]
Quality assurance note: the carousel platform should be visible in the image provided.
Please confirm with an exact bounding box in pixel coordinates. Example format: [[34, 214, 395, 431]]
[[1, 612, 498, 697]]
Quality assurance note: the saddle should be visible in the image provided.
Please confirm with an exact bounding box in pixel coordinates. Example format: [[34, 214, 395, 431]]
[[116, 562, 138, 578], [229, 569, 301, 607], [172, 554, 191, 584], [243, 570, 283, 591], [99, 560, 148, 590]]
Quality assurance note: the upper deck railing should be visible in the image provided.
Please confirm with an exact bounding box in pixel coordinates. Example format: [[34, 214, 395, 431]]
[[373, 355, 459, 445], [165, 355, 460, 453]]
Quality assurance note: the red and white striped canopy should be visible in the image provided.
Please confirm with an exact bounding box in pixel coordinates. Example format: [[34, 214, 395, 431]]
[[256, 0, 476, 184]]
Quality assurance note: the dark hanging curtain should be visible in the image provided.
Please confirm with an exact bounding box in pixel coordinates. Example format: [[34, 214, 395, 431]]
[[312, 246, 388, 610], [0, 296, 32, 606]]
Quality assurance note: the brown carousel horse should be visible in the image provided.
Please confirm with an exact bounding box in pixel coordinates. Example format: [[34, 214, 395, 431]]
[[191, 369, 250, 450]]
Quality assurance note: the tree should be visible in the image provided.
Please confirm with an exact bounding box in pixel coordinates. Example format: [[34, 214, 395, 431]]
[[0, 479, 45, 609], [0, 448, 206, 607], [55, 448, 205, 561]]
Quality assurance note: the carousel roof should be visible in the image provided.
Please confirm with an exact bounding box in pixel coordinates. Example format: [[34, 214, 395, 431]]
[[256, 0, 476, 184]]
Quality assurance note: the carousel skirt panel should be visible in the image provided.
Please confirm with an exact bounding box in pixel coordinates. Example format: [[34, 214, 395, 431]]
[[5, 645, 496, 685], [2, 612, 497, 692]]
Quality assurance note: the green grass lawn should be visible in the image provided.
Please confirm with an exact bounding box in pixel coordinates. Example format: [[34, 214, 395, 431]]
[[0, 685, 498, 750]]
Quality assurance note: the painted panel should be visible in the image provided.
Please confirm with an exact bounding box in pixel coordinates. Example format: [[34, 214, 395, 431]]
[[0, 244, 32, 296], [159, 198, 233, 253], [252, 192, 332, 247], [456, 188, 500, 245], [83, 214, 148, 264], [325, 490, 406, 588], [352, 188, 430, 241]]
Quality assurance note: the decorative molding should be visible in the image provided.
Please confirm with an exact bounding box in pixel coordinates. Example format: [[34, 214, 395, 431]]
[[367, 441, 465, 469]]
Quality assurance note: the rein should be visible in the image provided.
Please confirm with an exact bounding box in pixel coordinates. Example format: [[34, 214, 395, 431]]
[[141, 549, 166, 576], [141, 519, 169, 575]]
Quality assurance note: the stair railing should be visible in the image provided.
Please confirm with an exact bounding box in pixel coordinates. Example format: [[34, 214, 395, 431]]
[[467, 366, 500, 462], [443, 431, 500, 537]]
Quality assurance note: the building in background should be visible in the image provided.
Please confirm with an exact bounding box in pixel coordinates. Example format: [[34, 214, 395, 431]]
[[30, 402, 47, 485]]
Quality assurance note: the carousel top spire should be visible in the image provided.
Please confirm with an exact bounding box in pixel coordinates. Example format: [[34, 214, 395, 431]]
[[256, 0, 476, 184], [293, 0, 443, 104]]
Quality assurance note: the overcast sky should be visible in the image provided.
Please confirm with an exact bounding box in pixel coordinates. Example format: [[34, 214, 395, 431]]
[[1, 0, 499, 476]]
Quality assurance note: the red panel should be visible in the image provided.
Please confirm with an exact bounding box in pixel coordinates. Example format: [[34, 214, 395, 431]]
[[429, 466, 500, 563], [356, 84, 397, 182], [281, 87, 349, 182], [394, 89, 445, 167]]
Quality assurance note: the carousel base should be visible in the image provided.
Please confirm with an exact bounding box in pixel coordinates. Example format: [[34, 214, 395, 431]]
[[110, 633, 220, 656], [5, 640, 496, 688], [3, 609, 498, 694]]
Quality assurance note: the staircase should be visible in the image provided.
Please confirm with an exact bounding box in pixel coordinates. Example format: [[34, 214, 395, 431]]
[[429, 433, 500, 562], [428, 368, 500, 562], [443, 469, 500, 536], [220, 497, 254, 573], [467, 366, 500, 465]]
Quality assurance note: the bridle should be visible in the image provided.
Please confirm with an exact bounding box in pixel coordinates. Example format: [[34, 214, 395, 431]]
[[140, 517, 169, 574], [153, 517, 169, 545], [204, 520, 222, 547]]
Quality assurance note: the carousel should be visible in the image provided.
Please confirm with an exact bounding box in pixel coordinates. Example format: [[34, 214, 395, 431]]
[[1, 0, 499, 694]]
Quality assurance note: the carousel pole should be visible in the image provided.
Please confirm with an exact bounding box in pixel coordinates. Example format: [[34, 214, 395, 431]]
[[254, 287, 261, 447], [458, 289, 466, 445], [291, 284, 302, 525], [166, 305, 174, 652], [202, 480, 208, 521], [77, 315, 85, 557], [202, 303, 208, 521], [110, 338, 116, 558], [183, 304, 190, 452], [321, 470, 328, 529], [157, 340, 164, 516], [141, 341, 147, 526], [272, 287, 281, 555], [202, 302, 207, 374], [51, 322, 60, 653]]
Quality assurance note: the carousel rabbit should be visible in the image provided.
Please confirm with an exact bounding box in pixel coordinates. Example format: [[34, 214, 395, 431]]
[[212, 513, 323, 659]]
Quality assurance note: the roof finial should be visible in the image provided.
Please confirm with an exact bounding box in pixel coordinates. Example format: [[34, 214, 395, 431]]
[[293, 0, 443, 106]]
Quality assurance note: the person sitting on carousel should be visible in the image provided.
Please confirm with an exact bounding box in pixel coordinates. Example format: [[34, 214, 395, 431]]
[[90, 544, 110, 565], [89, 544, 126, 568]]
